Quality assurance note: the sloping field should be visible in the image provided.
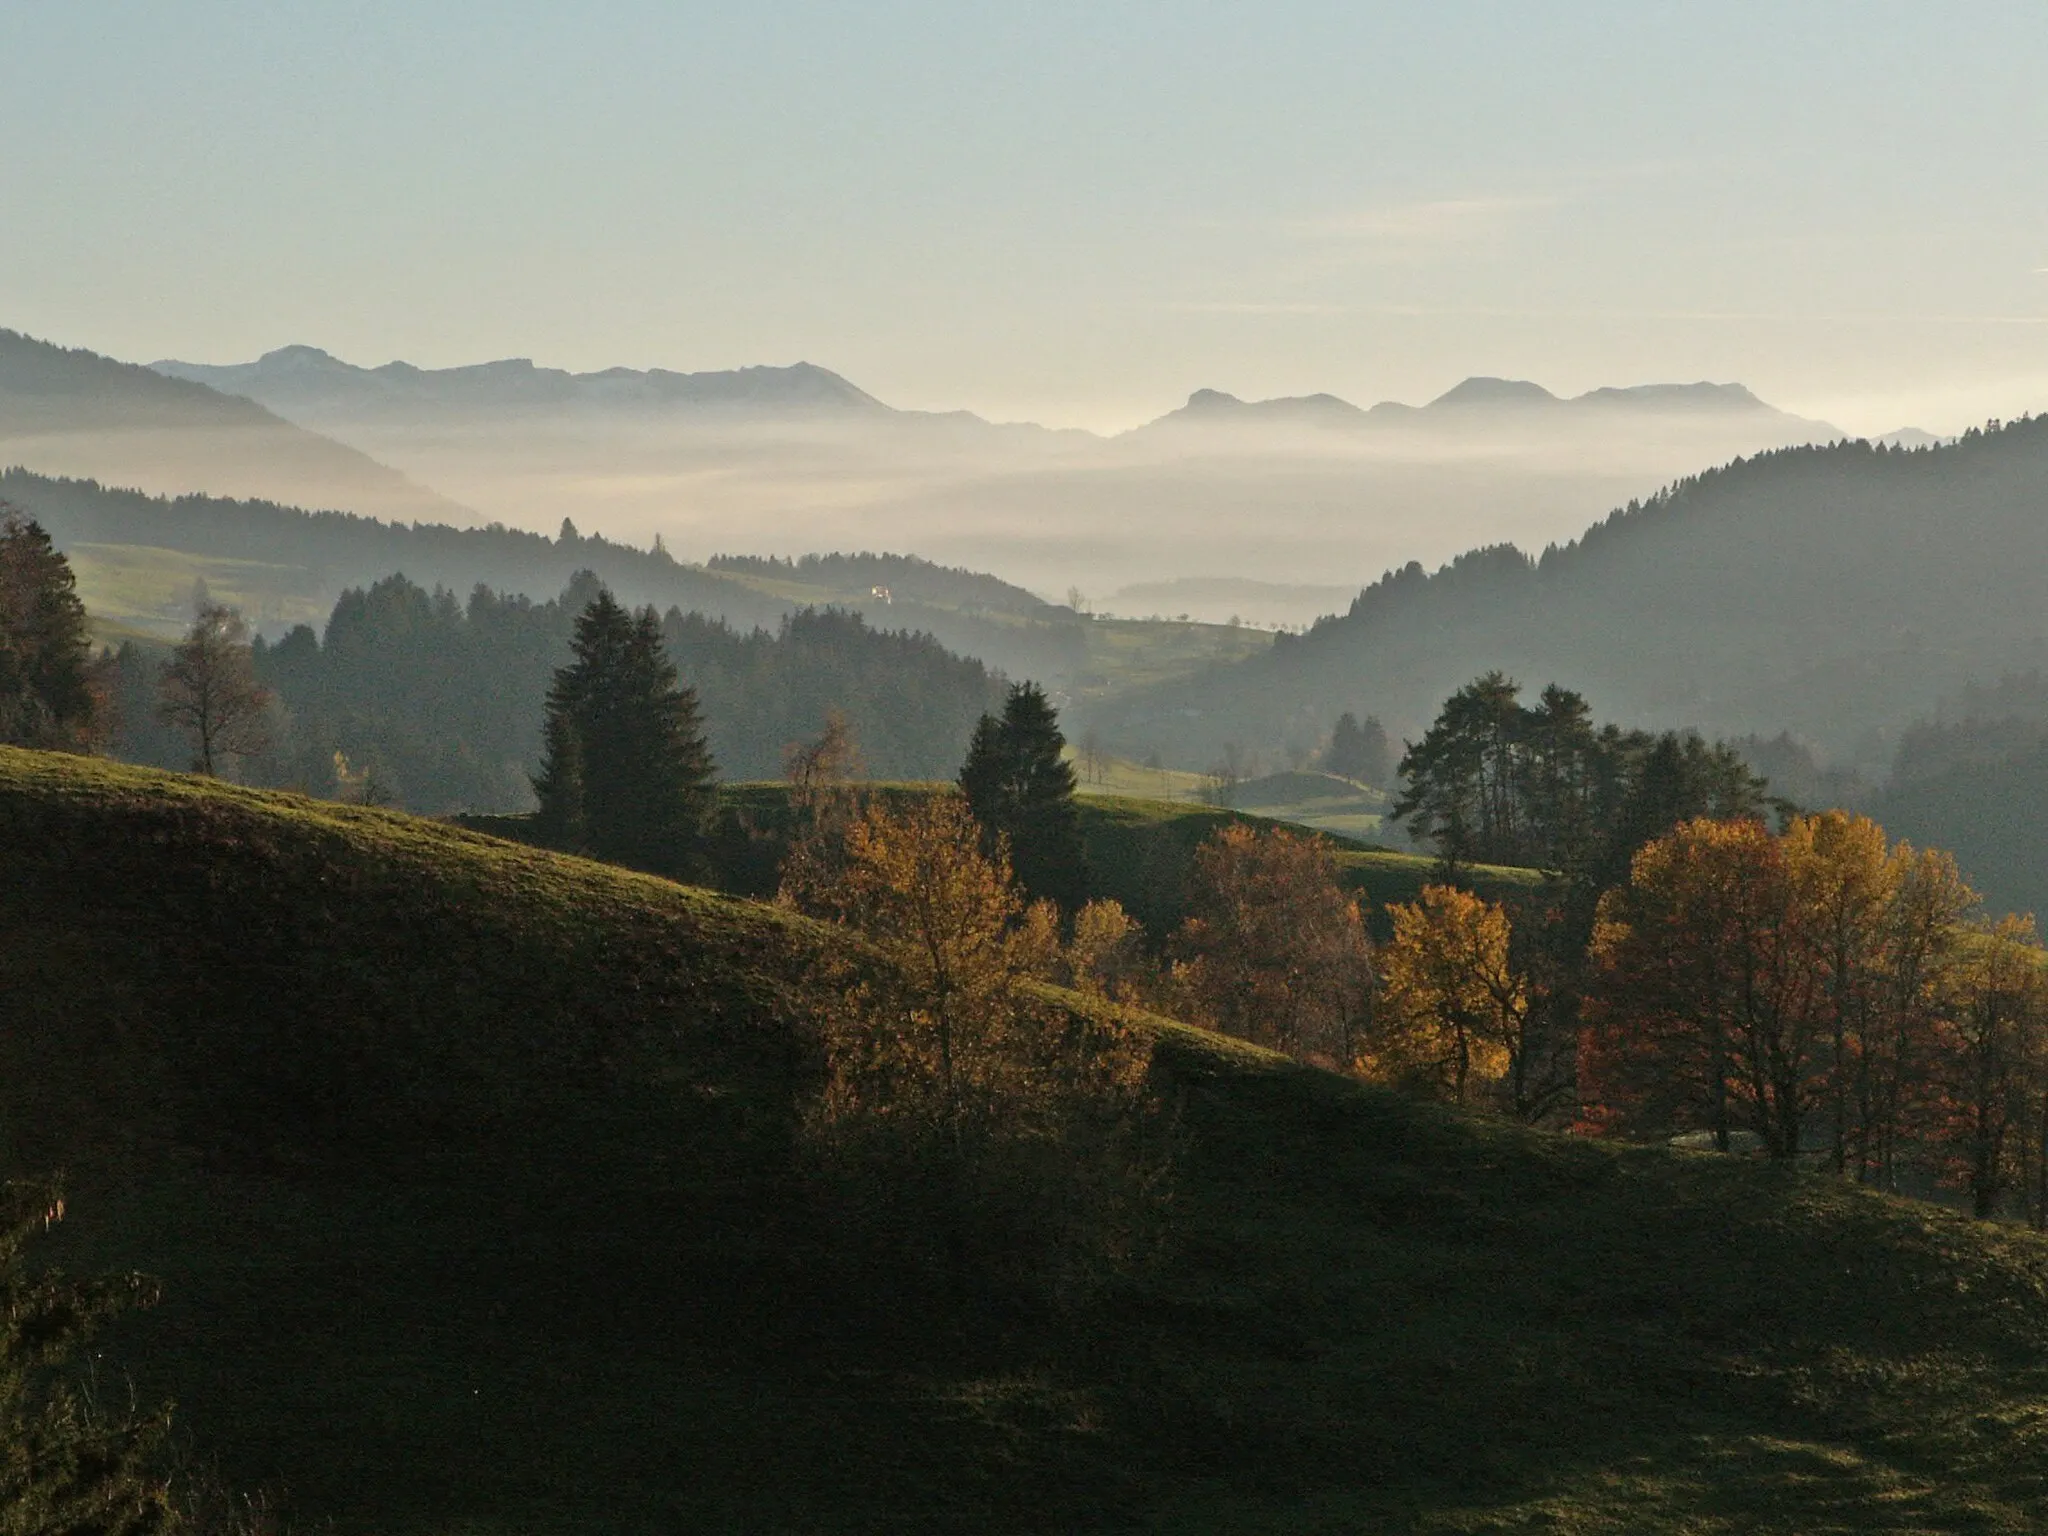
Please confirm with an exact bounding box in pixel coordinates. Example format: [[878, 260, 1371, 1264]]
[[9, 750, 2048, 1532]]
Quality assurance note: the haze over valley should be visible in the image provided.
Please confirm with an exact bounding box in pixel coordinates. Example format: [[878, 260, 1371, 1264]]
[[148, 340, 1866, 610]]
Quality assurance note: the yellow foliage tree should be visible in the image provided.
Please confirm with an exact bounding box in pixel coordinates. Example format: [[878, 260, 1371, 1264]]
[[1939, 915, 2048, 1217], [1061, 898, 1152, 1003], [1374, 884, 1522, 1105], [797, 793, 1160, 1298]]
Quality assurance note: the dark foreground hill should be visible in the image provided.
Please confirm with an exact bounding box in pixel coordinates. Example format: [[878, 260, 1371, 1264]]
[[1090, 420, 2048, 775], [14, 750, 2048, 1531]]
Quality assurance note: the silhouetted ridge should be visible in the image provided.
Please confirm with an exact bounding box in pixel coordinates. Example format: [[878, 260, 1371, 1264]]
[[153, 350, 889, 416], [1426, 377, 1559, 409], [1573, 382, 1766, 412]]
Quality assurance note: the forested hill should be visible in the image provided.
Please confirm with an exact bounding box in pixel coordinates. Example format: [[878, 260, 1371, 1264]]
[[150, 576, 1008, 812], [2, 468, 1089, 683], [1090, 420, 2048, 771], [5, 466, 788, 628], [0, 329, 462, 523]]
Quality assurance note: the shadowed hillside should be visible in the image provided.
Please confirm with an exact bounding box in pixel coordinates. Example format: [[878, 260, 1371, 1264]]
[[1089, 421, 2048, 774], [16, 751, 2048, 1530], [0, 330, 466, 523]]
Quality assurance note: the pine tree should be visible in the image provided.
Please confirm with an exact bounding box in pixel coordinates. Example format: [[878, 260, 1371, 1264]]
[[533, 591, 717, 877], [958, 681, 1088, 911], [0, 507, 98, 751]]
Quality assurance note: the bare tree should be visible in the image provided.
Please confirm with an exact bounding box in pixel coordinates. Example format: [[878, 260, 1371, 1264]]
[[157, 602, 272, 776], [1079, 729, 1112, 785], [783, 709, 863, 805]]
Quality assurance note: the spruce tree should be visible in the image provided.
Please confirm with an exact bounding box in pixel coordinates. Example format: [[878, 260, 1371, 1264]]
[[534, 591, 717, 877], [958, 681, 1087, 910], [0, 507, 98, 750], [1323, 711, 1390, 786]]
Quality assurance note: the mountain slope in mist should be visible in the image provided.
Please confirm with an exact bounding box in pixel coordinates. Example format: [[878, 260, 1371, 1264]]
[[0, 330, 465, 524], [143, 343, 1856, 609], [1085, 419, 2048, 775], [0, 468, 1093, 687]]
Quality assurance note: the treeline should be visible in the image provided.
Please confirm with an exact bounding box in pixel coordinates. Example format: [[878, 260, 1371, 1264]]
[[105, 572, 1005, 811], [1391, 672, 1770, 880], [706, 551, 1050, 617], [5, 470, 1092, 691]]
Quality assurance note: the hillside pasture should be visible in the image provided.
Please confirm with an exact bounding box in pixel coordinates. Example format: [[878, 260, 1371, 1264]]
[[10, 751, 2048, 1531]]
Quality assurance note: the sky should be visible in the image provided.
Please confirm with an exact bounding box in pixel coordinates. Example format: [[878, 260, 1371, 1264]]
[[5, 1, 2047, 434]]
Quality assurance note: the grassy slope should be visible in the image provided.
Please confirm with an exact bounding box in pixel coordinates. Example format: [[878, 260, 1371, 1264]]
[[1072, 749, 1213, 802], [1070, 792, 1539, 934], [66, 540, 331, 637], [1227, 768, 1390, 839], [11, 751, 2048, 1531], [705, 781, 1537, 935]]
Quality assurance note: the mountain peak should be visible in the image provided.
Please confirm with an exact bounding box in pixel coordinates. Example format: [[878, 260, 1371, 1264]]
[[1160, 388, 1366, 426], [1427, 377, 1560, 409], [254, 344, 344, 368], [1572, 381, 1766, 412]]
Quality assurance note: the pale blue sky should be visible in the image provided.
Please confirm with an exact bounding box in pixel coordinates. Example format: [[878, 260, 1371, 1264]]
[[6, 2, 2046, 430]]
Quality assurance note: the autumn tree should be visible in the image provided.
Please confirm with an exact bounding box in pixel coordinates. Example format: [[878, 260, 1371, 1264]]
[[1936, 916, 2048, 1218], [1796, 824, 1974, 1184], [1375, 884, 1536, 1110], [1584, 817, 1816, 1157], [1174, 823, 1374, 1068], [798, 794, 1157, 1299], [1059, 898, 1153, 1004], [533, 590, 717, 877], [1583, 810, 1980, 1170], [0, 507, 99, 751], [957, 681, 1087, 910], [156, 602, 273, 777]]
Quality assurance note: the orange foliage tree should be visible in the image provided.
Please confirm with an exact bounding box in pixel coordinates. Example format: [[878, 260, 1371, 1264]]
[[1584, 811, 1981, 1172], [1586, 816, 1826, 1160], [1172, 823, 1374, 1068]]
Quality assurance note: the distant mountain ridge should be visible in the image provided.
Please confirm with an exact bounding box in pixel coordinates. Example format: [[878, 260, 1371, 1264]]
[[154, 345, 893, 420], [0, 329, 466, 523], [22, 327, 1907, 599], [1141, 376, 1838, 435], [154, 343, 1837, 440]]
